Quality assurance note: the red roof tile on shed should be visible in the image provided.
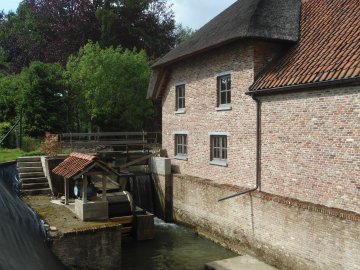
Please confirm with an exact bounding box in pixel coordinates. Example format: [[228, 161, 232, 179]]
[[52, 153, 97, 179], [251, 0, 360, 91]]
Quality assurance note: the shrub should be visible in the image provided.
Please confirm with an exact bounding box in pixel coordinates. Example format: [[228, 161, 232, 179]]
[[40, 133, 62, 156], [0, 122, 15, 148], [21, 136, 42, 152]]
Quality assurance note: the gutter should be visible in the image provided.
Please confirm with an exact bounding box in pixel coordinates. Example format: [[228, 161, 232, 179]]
[[218, 96, 261, 202], [246, 77, 360, 96]]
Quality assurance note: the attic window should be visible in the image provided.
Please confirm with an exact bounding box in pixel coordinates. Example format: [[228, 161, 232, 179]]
[[217, 74, 231, 109]]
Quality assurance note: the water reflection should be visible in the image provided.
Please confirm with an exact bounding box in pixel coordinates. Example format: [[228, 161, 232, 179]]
[[122, 218, 235, 270]]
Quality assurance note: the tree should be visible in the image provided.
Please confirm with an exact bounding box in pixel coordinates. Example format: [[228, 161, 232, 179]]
[[19, 61, 69, 137], [27, 0, 101, 64], [175, 23, 195, 45], [0, 4, 45, 73], [67, 42, 155, 131]]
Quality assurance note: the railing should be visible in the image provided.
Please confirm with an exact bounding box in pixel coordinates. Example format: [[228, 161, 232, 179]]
[[59, 131, 161, 152], [0, 120, 20, 147]]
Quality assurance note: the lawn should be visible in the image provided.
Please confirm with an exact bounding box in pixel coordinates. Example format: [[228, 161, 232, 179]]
[[0, 148, 25, 162], [0, 148, 45, 163]]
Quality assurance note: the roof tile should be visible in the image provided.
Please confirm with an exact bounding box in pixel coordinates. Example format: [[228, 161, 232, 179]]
[[252, 0, 360, 91]]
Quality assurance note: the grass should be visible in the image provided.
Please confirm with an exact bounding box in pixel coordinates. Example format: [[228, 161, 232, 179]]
[[0, 147, 72, 163], [0, 148, 25, 162]]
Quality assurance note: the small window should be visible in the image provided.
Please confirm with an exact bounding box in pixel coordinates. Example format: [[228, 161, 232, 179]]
[[176, 84, 185, 111], [210, 135, 227, 165], [217, 74, 231, 106], [175, 134, 187, 158]]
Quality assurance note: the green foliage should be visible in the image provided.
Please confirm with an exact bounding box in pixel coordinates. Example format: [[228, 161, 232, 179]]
[[0, 74, 23, 122], [0, 122, 12, 147], [175, 24, 195, 45], [19, 61, 69, 137], [0, 4, 45, 72], [21, 135, 42, 152], [67, 42, 154, 131]]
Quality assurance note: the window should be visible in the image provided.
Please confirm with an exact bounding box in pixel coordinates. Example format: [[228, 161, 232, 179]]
[[217, 74, 231, 106], [175, 134, 187, 159], [176, 84, 185, 111], [210, 135, 227, 166]]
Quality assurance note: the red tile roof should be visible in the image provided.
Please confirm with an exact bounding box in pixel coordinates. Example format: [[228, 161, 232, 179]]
[[52, 152, 98, 179], [251, 0, 360, 91]]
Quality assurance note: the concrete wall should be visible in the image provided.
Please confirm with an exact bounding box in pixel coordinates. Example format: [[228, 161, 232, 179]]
[[153, 173, 360, 270], [50, 225, 122, 270]]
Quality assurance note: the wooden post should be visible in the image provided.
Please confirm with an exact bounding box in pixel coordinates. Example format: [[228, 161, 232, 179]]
[[65, 178, 69, 205], [83, 175, 88, 204], [102, 174, 107, 202]]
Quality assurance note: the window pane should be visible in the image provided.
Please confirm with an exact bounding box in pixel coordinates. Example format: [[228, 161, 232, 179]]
[[221, 91, 226, 104]]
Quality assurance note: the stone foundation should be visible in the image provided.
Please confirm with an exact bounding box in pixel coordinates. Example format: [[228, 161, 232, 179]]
[[49, 225, 122, 270], [153, 173, 360, 270]]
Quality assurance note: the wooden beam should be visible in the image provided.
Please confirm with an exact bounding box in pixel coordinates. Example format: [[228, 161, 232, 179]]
[[119, 151, 160, 170], [109, 215, 134, 224]]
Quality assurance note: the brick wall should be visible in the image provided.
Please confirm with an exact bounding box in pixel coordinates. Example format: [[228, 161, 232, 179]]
[[161, 39, 359, 213], [259, 86, 360, 213], [162, 40, 258, 188], [153, 173, 360, 270]]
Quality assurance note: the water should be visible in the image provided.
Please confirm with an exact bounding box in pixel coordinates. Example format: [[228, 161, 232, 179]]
[[128, 174, 154, 213], [122, 218, 235, 270], [0, 162, 66, 270]]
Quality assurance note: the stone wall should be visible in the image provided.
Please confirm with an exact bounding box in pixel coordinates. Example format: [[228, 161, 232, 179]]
[[50, 225, 122, 270], [153, 173, 360, 270]]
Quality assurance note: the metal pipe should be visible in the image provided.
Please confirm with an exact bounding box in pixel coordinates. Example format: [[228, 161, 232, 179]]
[[218, 96, 261, 202]]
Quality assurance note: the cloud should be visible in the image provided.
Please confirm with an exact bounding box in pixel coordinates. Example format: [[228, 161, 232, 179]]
[[168, 0, 237, 29]]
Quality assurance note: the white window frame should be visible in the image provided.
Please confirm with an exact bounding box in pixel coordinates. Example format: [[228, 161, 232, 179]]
[[209, 132, 229, 166], [175, 82, 186, 113], [215, 72, 232, 111], [174, 131, 188, 160]]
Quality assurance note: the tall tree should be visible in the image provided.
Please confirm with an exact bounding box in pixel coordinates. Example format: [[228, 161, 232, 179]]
[[19, 61, 69, 137], [67, 42, 155, 132], [0, 4, 45, 73]]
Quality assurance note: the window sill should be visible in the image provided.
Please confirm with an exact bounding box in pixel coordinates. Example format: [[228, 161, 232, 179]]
[[175, 108, 186, 114], [209, 160, 227, 167], [215, 105, 232, 111], [174, 155, 188, 161]]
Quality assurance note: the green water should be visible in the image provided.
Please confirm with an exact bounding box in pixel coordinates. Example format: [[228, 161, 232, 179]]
[[122, 218, 235, 270]]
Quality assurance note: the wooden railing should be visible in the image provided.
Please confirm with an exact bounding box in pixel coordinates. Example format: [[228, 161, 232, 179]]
[[59, 131, 161, 152]]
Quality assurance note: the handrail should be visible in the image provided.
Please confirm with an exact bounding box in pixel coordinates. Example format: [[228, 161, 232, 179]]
[[0, 120, 20, 146]]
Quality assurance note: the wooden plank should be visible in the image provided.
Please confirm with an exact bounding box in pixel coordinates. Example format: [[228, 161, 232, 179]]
[[121, 227, 132, 234], [61, 132, 148, 137], [119, 151, 160, 169], [109, 215, 134, 224], [62, 140, 147, 146]]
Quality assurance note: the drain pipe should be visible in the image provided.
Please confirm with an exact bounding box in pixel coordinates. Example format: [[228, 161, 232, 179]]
[[218, 96, 261, 202]]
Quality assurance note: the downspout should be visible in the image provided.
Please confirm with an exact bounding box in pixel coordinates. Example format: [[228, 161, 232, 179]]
[[218, 96, 261, 202]]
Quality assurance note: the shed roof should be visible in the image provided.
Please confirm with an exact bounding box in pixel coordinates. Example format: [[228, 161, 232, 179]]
[[250, 0, 360, 93], [52, 152, 119, 179]]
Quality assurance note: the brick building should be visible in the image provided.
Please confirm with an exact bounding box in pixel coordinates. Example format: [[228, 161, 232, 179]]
[[148, 0, 359, 269]]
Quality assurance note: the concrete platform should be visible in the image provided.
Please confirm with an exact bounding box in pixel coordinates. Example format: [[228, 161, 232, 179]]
[[205, 255, 277, 270]]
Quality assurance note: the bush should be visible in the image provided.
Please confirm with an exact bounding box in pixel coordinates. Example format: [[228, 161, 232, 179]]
[[40, 133, 62, 156], [21, 136, 42, 152]]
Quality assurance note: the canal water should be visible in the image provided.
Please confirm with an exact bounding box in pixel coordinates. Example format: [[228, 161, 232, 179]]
[[122, 218, 235, 270]]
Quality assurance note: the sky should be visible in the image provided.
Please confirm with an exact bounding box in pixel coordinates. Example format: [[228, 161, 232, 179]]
[[1, 0, 237, 30]]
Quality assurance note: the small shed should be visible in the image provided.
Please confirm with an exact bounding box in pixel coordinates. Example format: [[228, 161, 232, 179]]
[[52, 152, 123, 221]]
